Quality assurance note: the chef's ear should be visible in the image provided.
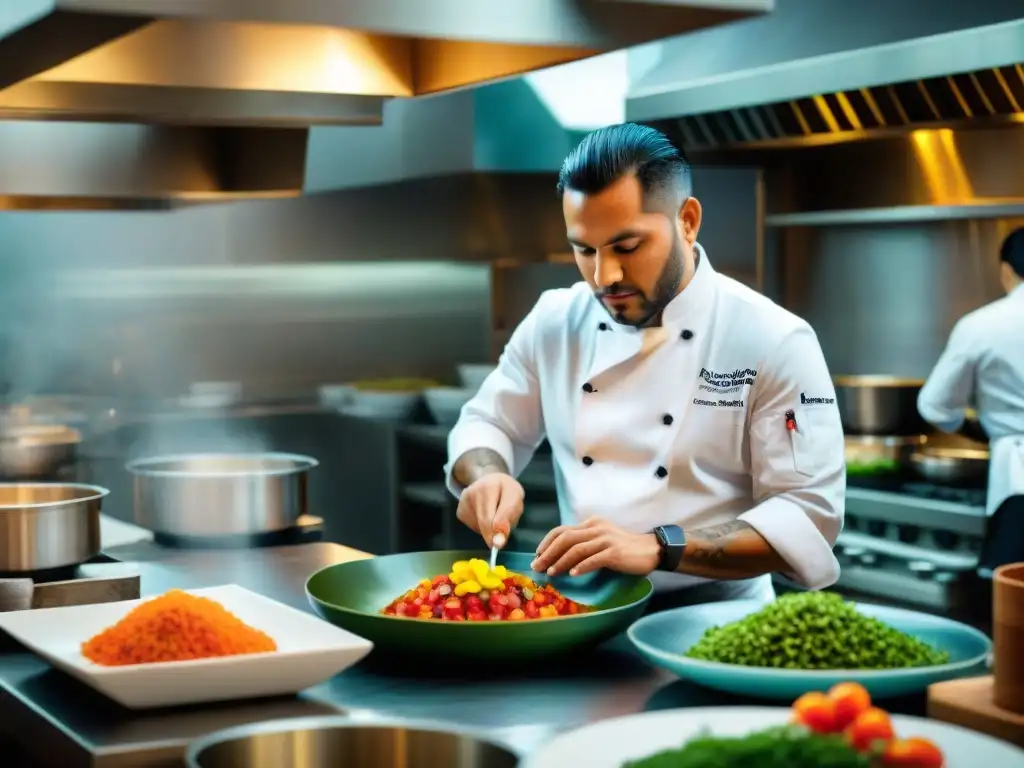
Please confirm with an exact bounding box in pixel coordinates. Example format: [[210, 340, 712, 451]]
[[679, 197, 702, 244]]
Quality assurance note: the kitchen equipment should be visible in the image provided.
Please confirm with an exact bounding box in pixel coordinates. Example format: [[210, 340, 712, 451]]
[[844, 434, 926, 476], [0, 585, 373, 709], [423, 387, 473, 427], [627, 599, 990, 700], [341, 391, 421, 421], [910, 447, 990, 486], [187, 718, 520, 768], [929, 676, 1024, 749], [0, 424, 81, 478], [126, 453, 317, 538], [994, 562, 1024, 713], [180, 381, 243, 409], [305, 550, 652, 663], [0, 483, 106, 572], [457, 363, 495, 393], [318, 384, 355, 408], [525, 707, 1024, 768], [0, 565, 140, 612], [833, 376, 929, 436]]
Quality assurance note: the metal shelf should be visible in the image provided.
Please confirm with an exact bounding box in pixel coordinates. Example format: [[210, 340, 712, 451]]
[[765, 201, 1024, 228]]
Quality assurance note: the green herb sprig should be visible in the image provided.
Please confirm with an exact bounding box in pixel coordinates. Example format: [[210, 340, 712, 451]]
[[624, 725, 870, 768]]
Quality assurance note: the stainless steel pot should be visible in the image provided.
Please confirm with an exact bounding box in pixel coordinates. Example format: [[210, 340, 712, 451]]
[[186, 718, 520, 768], [126, 453, 317, 538], [0, 424, 81, 479], [0, 483, 106, 572], [844, 435, 926, 475], [833, 376, 929, 436], [909, 447, 990, 486]]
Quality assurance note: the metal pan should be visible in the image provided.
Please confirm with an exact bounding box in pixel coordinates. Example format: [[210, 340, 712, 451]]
[[0, 424, 81, 479], [306, 550, 652, 664], [833, 376, 928, 436], [126, 452, 317, 538], [0, 483, 107, 572], [909, 447, 990, 486], [187, 717, 520, 768]]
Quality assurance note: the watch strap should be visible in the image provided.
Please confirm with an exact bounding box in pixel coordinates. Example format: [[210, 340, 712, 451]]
[[653, 524, 686, 572]]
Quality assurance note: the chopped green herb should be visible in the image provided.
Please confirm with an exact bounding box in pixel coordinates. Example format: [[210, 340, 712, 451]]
[[624, 725, 870, 768], [685, 592, 950, 670]]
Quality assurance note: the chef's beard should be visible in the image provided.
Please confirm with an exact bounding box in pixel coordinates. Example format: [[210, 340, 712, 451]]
[[601, 232, 687, 329]]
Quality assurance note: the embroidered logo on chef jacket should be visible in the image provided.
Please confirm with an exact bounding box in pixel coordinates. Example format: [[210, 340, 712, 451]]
[[697, 366, 757, 394], [799, 392, 836, 405]]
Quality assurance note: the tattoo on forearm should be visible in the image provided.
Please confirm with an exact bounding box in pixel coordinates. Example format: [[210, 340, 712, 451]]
[[677, 519, 790, 580], [453, 448, 509, 487]]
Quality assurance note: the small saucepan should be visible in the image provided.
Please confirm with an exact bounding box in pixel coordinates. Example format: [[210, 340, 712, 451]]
[[0, 424, 81, 479], [909, 447, 990, 486]]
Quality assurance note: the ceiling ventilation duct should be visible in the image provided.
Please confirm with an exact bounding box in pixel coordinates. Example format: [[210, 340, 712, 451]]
[[626, 0, 1024, 152], [1, 0, 770, 127]]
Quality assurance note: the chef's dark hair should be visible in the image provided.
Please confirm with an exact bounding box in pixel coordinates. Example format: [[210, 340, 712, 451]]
[[1001, 227, 1024, 278], [556, 123, 692, 206]]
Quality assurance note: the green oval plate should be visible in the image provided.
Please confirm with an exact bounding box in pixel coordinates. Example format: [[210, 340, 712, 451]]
[[306, 550, 652, 662]]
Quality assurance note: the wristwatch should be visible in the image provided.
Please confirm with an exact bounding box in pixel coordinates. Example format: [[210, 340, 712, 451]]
[[652, 524, 686, 572]]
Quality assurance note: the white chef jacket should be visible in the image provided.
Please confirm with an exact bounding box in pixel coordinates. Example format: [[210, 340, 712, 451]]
[[445, 246, 846, 591], [918, 284, 1024, 516]]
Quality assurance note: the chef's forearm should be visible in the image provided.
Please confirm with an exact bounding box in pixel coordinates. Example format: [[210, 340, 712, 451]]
[[673, 520, 790, 580], [452, 448, 510, 488]]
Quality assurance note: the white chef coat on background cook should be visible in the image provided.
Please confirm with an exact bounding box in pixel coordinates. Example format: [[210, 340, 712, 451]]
[[445, 246, 846, 592], [918, 284, 1024, 517]]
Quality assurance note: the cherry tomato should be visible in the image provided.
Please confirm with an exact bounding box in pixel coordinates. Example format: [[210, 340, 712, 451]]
[[524, 600, 540, 619], [791, 692, 839, 734], [881, 737, 945, 767], [533, 592, 549, 607], [466, 609, 488, 622], [828, 682, 872, 730], [845, 707, 895, 752]]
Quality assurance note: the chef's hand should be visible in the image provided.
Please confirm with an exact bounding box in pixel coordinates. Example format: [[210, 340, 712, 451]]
[[531, 517, 661, 577], [456, 473, 525, 549]]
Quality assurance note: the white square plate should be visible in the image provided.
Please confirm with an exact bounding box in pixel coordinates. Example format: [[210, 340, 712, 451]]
[[0, 584, 373, 709]]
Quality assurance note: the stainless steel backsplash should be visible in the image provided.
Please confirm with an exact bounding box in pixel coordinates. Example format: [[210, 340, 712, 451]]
[[0, 195, 494, 402]]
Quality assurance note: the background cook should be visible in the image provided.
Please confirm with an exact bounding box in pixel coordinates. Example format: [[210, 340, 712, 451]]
[[444, 123, 846, 609], [918, 227, 1024, 575]]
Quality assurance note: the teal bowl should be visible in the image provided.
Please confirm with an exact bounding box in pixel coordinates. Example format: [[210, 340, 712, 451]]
[[306, 550, 652, 662], [627, 599, 991, 700]]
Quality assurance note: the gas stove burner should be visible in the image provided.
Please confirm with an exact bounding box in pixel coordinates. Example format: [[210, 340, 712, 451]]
[[153, 515, 325, 550]]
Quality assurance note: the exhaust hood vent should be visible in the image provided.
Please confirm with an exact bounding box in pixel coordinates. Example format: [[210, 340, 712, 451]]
[[665, 64, 1024, 152], [0, 122, 308, 211], [0, 0, 769, 127]]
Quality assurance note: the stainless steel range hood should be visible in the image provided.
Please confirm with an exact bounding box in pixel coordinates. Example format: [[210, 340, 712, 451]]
[[627, 0, 1024, 152], [0, 0, 770, 209], [1, 0, 770, 127]]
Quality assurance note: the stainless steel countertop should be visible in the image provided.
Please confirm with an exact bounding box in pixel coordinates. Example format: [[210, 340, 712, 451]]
[[0, 542, 933, 768]]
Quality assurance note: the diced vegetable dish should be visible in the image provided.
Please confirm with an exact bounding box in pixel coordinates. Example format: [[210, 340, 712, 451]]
[[626, 683, 945, 768], [382, 558, 593, 621]]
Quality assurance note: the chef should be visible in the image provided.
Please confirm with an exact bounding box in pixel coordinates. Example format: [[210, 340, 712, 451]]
[[444, 123, 846, 608], [918, 228, 1024, 574]]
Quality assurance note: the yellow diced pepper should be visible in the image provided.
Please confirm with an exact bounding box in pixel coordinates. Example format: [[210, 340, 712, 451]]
[[539, 605, 559, 618], [479, 573, 503, 590], [470, 559, 490, 582], [419, 579, 432, 588], [454, 579, 482, 596], [492, 565, 510, 578]]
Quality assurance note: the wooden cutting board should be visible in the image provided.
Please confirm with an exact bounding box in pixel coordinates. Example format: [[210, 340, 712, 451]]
[[928, 676, 1024, 748]]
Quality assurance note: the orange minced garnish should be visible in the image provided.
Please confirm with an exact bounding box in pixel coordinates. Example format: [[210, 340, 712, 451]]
[[81, 589, 277, 666]]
